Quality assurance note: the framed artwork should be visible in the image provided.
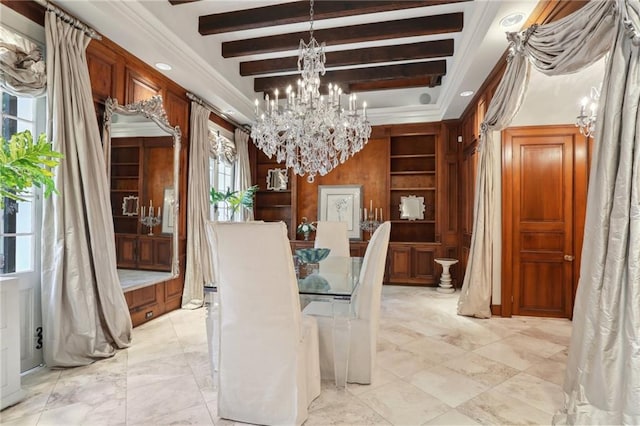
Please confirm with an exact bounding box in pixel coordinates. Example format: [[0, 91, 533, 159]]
[[318, 185, 362, 239], [161, 187, 175, 235]]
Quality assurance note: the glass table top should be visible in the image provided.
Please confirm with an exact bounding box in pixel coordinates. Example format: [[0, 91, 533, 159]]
[[296, 256, 362, 298]]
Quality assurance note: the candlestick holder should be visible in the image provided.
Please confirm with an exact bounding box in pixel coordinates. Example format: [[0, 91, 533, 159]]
[[360, 217, 380, 240], [140, 214, 162, 236]]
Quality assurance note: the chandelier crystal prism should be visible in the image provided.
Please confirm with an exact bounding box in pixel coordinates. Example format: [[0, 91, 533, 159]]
[[250, 0, 371, 183]]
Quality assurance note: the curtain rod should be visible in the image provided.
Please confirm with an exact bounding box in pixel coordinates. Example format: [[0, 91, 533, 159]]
[[186, 92, 249, 134], [34, 0, 101, 40]]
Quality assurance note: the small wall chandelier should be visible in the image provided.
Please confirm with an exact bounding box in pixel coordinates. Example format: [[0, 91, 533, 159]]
[[575, 86, 600, 138], [250, 0, 371, 183]]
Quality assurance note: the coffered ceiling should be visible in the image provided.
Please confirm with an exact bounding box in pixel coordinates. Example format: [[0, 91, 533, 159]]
[[53, 0, 541, 126]]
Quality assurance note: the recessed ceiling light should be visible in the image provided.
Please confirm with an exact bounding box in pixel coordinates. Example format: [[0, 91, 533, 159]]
[[460, 90, 474, 97], [500, 12, 525, 28], [155, 62, 172, 71]]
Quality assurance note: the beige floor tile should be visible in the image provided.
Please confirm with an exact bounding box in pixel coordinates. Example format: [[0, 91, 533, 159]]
[[408, 365, 489, 407], [472, 333, 564, 371], [38, 399, 126, 426], [126, 375, 204, 424], [357, 379, 450, 425], [458, 389, 554, 425], [442, 351, 520, 387], [526, 357, 567, 386], [129, 403, 214, 426], [492, 373, 564, 415], [424, 408, 481, 425], [6, 287, 575, 426]]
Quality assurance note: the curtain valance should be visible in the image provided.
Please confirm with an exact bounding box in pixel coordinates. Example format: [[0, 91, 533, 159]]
[[0, 26, 46, 97]]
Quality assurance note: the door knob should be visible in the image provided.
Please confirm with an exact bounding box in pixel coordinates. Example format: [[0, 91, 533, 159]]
[[564, 255, 575, 261]]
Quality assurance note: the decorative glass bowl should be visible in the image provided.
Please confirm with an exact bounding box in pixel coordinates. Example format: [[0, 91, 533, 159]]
[[295, 248, 331, 264], [299, 274, 330, 292]]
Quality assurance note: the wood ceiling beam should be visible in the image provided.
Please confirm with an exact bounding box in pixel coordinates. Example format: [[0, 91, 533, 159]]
[[240, 39, 454, 76], [254, 60, 447, 94], [350, 76, 434, 92], [199, 0, 468, 36], [222, 13, 463, 58]]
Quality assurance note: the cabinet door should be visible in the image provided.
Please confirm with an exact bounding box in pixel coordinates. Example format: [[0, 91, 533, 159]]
[[154, 238, 172, 271], [413, 246, 436, 282], [388, 245, 411, 281], [138, 238, 155, 267], [349, 241, 368, 257], [116, 235, 137, 268]]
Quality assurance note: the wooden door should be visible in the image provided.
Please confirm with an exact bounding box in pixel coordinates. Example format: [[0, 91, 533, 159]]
[[503, 126, 586, 318]]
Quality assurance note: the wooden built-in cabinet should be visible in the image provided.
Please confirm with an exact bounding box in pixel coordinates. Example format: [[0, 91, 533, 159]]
[[388, 134, 437, 242], [253, 150, 297, 240], [387, 243, 438, 284], [251, 122, 458, 287], [386, 131, 442, 286]]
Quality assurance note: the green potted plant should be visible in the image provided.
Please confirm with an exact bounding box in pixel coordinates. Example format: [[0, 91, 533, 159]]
[[210, 184, 259, 221], [0, 130, 62, 208]]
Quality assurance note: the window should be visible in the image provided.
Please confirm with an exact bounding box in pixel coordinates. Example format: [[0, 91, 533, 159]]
[[209, 130, 235, 221], [1, 91, 43, 274]]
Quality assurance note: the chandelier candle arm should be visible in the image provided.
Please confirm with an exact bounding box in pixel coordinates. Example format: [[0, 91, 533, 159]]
[[250, 0, 371, 183]]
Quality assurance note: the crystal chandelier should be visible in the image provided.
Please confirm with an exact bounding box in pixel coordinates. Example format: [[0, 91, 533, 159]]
[[575, 86, 600, 138], [250, 0, 371, 183]]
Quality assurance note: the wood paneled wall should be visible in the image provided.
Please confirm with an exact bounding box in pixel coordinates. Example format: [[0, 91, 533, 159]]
[[295, 137, 389, 233]]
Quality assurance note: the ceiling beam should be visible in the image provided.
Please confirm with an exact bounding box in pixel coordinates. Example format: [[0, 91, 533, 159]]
[[350, 75, 441, 92], [254, 60, 447, 94], [240, 39, 454, 76], [199, 0, 468, 36], [168, 0, 200, 4], [222, 13, 463, 58]]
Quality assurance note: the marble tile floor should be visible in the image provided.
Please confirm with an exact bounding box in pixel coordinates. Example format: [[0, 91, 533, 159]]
[[1, 286, 572, 426]]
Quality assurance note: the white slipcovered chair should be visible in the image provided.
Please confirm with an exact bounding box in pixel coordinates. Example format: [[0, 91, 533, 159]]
[[303, 221, 391, 384], [212, 221, 321, 425], [314, 221, 350, 257]]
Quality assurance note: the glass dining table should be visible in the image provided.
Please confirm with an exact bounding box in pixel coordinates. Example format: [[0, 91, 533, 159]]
[[297, 256, 363, 388], [204, 256, 363, 390]]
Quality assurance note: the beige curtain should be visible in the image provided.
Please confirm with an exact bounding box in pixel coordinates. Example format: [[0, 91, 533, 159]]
[[456, 0, 639, 422], [182, 102, 216, 309], [41, 11, 131, 367], [457, 0, 615, 319], [0, 26, 46, 96], [457, 49, 530, 319], [554, 1, 640, 423], [234, 129, 253, 222]]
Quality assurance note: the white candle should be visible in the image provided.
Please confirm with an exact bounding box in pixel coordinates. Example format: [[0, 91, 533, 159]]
[[375, 208, 378, 221], [370, 199, 373, 212], [158, 207, 161, 218], [150, 199, 153, 209], [364, 208, 367, 220]]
